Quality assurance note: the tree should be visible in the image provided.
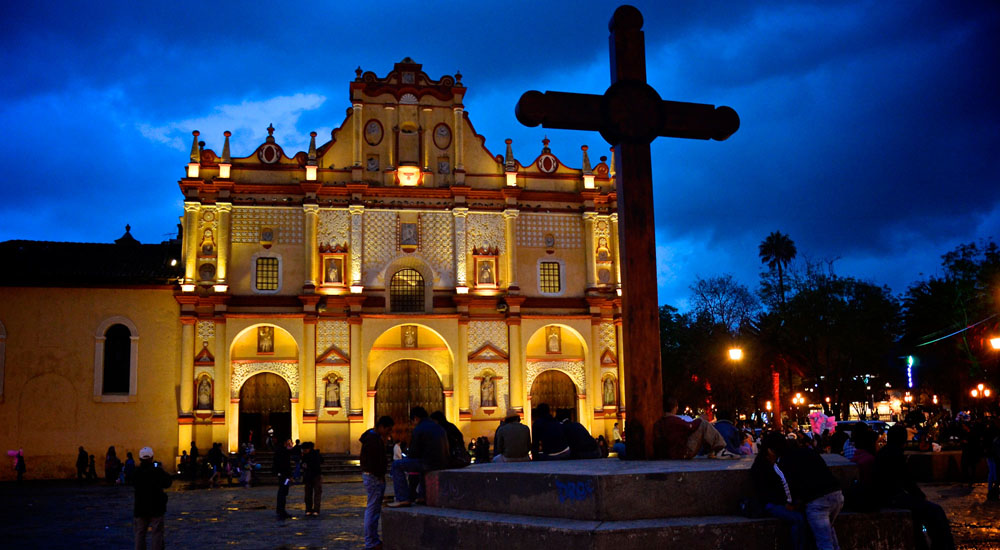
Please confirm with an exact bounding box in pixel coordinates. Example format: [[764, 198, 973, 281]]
[[690, 274, 760, 334], [759, 231, 797, 306]]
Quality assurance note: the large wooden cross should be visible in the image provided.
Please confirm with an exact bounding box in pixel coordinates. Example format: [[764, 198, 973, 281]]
[[516, 5, 739, 459]]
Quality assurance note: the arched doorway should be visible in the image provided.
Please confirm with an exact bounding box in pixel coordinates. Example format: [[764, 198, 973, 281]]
[[531, 370, 577, 422], [239, 373, 291, 449], [375, 360, 444, 440]]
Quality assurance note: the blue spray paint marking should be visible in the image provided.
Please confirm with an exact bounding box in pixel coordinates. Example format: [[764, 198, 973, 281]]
[[555, 479, 594, 503]]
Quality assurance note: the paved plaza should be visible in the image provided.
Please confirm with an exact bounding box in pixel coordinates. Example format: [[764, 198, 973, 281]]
[[1, 477, 998, 549]]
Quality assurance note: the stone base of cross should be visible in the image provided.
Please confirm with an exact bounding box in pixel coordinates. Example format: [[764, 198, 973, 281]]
[[516, 5, 739, 459]]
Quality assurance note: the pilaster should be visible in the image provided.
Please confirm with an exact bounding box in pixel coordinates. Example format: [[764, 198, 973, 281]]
[[583, 211, 598, 289], [213, 318, 229, 444], [216, 203, 232, 290], [456, 318, 469, 417], [349, 205, 365, 289], [352, 103, 363, 167], [502, 209, 520, 290], [303, 203, 320, 290], [615, 318, 626, 413], [183, 202, 201, 287], [453, 208, 469, 291], [610, 213, 621, 292], [180, 318, 195, 413], [452, 107, 465, 171]]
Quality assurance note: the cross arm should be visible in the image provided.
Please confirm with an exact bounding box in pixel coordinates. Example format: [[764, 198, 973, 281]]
[[515, 90, 603, 132]]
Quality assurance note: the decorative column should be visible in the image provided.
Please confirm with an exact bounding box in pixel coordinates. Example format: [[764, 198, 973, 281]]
[[610, 213, 621, 291], [301, 319, 317, 442], [303, 203, 320, 290], [216, 202, 232, 290], [453, 107, 465, 171], [502, 209, 519, 290], [349, 319, 363, 416], [582, 212, 598, 289], [213, 319, 229, 445], [456, 319, 469, 418], [352, 103, 363, 167], [348, 205, 364, 290], [507, 320, 524, 412], [453, 208, 469, 291], [182, 202, 200, 287], [588, 319, 602, 432], [180, 319, 195, 413], [616, 318, 626, 413]]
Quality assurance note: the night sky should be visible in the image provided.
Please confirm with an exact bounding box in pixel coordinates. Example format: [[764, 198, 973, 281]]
[[2, 1, 998, 310]]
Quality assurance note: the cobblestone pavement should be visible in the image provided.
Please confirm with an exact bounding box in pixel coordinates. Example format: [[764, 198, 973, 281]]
[[1, 478, 998, 549]]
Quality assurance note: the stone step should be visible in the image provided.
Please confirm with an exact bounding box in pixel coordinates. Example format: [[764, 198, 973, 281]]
[[383, 506, 913, 550], [425, 455, 858, 521]]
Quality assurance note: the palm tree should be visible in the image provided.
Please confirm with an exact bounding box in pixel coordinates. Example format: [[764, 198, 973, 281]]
[[758, 231, 797, 305]]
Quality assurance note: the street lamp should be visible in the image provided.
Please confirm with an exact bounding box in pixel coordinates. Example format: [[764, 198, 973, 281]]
[[728, 347, 743, 361], [971, 383, 991, 399], [791, 392, 806, 426]]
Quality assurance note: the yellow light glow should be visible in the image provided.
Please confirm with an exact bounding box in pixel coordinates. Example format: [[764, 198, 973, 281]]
[[825, 397, 831, 403], [180, 283, 196, 292], [505, 172, 518, 187], [728, 348, 743, 361], [397, 166, 422, 186], [305, 165, 317, 181], [213, 284, 228, 293], [990, 337, 1000, 350], [978, 383, 985, 391], [187, 163, 199, 178], [986, 389, 992, 397], [219, 163, 231, 179], [765, 400, 772, 411], [455, 286, 469, 295], [583, 174, 596, 189], [616, 287, 622, 296], [349, 285, 364, 294], [932, 395, 938, 404], [972, 389, 979, 398]]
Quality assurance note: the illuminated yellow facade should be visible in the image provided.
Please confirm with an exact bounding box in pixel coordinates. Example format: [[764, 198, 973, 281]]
[[0, 59, 625, 478]]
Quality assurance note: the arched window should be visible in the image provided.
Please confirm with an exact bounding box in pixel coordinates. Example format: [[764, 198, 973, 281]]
[[390, 268, 425, 312], [94, 316, 139, 401]]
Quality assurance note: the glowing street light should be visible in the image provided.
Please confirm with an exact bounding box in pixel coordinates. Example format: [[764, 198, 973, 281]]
[[991, 337, 1000, 350], [971, 383, 993, 399], [728, 348, 744, 361], [792, 393, 805, 406]]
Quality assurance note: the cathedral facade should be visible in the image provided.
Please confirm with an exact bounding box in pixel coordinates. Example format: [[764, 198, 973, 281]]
[[0, 59, 625, 477]]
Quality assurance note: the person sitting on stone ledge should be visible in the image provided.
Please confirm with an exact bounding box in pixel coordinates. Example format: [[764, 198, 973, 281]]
[[531, 403, 571, 461], [713, 411, 743, 455], [875, 424, 955, 550], [751, 433, 807, 550], [388, 407, 449, 508], [493, 409, 531, 462], [562, 418, 602, 459], [652, 397, 727, 459]]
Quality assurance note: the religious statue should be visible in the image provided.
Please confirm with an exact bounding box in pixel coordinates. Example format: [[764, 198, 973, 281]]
[[257, 326, 274, 354], [478, 260, 494, 285], [402, 326, 417, 348], [596, 237, 610, 262], [201, 228, 215, 256], [481, 375, 496, 408], [325, 379, 341, 408], [366, 155, 379, 172], [603, 377, 615, 406], [400, 223, 418, 246], [197, 376, 212, 410], [546, 326, 561, 354], [326, 258, 342, 284]]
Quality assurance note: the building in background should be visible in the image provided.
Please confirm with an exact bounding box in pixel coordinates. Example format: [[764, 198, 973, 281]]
[[0, 59, 625, 477]]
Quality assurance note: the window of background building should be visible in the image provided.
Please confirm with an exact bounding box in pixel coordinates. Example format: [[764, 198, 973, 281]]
[[390, 268, 425, 312], [539, 261, 561, 293], [102, 324, 132, 394], [255, 257, 279, 291]]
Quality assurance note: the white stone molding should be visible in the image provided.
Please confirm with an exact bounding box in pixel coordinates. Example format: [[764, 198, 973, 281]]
[[516, 213, 585, 249], [197, 321, 215, 345], [349, 205, 364, 286], [231, 360, 300, 399], [453, 208, 468, 288], [231, 206, 304, 244], [317, 320, 351, 359], [93, 316, 139, 402], [420, 212, 455, 287], [318, 209, 351, 249], [466, 213, 506, 256], [362, 210, 398, 286], [526, 360, 585, 395], [468, 320, 508, 354], [599, 322, 617, 357]]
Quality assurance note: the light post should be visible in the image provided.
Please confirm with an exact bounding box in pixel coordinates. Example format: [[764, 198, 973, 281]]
[[791, 392, 806, 428], [971, 383, 992, 416]]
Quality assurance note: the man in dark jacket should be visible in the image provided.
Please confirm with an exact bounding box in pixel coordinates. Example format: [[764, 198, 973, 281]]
[[360, 416, 394, 549], [430, 410, 469, 468], [531, 404, 571, 460], [768, 433, 843, 550], [272, 439, 293, 519], [753, 434, 806, 550], [388, 407, 449, 507], [133, 446, 172, 550], [301, 442, 323, 516], [562, 418, 601, 459], [76, 446, 88, 482], [876, 425, 955, 550]]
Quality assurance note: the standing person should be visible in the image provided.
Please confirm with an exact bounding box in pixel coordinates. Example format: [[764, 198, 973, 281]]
[[291, 439, 303, 482], [105, 446, 122, 484], [876, 424, 955, 549], [188, 442, 199, 482], [984, 418, 999, 501], [765, 432, 844, 550], [206, 443, 224, 488], [266, 426, 275, 451], [388, 407, 449, 507], [76, 446, 89, 482], [612, 422, 623, 444], [122, 452, 136, 485], [493, 409, 531, 462], [531, 404, 571, 461], [133, 446, 172, 550], [301, 442, 323, 517], [14, 451, 25, 483], [272, 439, 293, 519], [87, 454, 97, 481], [361, 416, 394, 549]]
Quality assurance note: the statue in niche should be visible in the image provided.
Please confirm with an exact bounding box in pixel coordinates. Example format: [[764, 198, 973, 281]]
[[366, 155, 379, 172], [546, 326, 561, 354], [478, 260, 494, 285], [603, 377, 616, 407], [326, 258, 342, 284], [596, 237, 610, 262], [257, 326, 274, 354], [201, 228, 215, 256], [402, 326, 418, 348], [325, 379, 341, 408], [400, 223, 418, 246], [197, 376, 212, 410], [481, 375, 496, 408]]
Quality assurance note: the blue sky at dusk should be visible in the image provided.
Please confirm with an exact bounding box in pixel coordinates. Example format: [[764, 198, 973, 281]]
[[2, 1, 998, 310]]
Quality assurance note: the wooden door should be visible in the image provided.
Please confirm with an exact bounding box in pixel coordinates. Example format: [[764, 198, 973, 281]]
[[530, 369, 577, 422], [375, 360, 444, 440]]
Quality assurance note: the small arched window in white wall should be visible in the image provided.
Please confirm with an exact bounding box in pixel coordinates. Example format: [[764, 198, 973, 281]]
[[94, 316, 139, 402]]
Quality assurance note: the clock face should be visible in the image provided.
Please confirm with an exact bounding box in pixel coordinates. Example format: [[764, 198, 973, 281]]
[[433, 123, 451, 149], [364, 120, 383, 146]]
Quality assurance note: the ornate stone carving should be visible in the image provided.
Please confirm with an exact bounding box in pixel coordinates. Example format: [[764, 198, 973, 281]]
[[466, 213, 506, 256], [317, 321, 350, 359], [419, 212, 454, 287], [231, 361, 299, 398], [232, 207, 304, 244], [526, 360, 585, 395], [196, 321, 215, 344], [362, 210, 398, 286], [318, 209, 350, 249], [317, 365, 350, 411], [516, 214, 584, 249], [468, 321, 508, 354], [599, 322, 616, 357], [468, 363, 509, 413]]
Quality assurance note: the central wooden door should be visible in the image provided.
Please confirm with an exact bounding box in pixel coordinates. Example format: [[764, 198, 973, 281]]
[[239, 372, 291, 449], [530, 370, 578, 422], [375, 360, 444, 440]]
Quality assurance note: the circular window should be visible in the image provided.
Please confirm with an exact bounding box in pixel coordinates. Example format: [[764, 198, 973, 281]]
[[538, 153, 559, 174], [258, 143, 281, 164]]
